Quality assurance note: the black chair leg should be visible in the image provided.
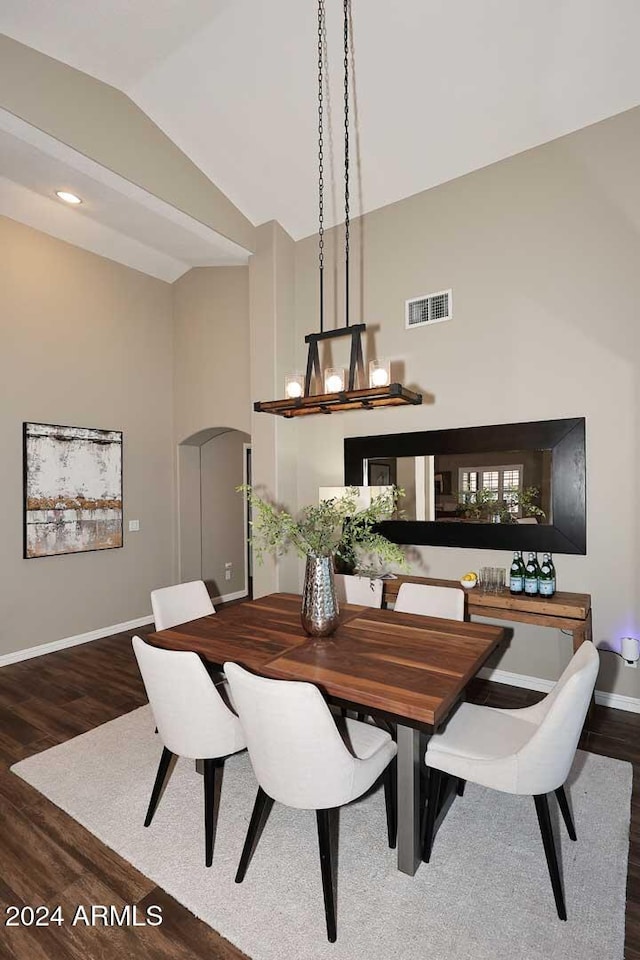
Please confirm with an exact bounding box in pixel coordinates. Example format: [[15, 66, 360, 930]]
[[534, 793, 567, 921], [144, 746, 173, 827], [456, 778, 466, 797], [316, 808, 337, 943], [421, 767, 443, 863], [235, 787, 274, 883], [203, 758, 223, 867], [555, 784, 577, 841], [383, 759, 397, 849]]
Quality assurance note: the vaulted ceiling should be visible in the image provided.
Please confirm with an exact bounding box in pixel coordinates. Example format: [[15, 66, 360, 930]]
[[2, 0, 640, 278]]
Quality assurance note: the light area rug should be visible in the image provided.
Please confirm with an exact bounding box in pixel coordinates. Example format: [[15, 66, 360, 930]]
[[11, 705, 632, 960]]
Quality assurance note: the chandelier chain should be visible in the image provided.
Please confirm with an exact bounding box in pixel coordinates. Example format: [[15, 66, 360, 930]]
[[317, 0, 325, 333], [343, 0, 350, 326]]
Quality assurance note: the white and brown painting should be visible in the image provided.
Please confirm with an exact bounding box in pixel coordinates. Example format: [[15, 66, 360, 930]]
[[24, 423, 123, 558]]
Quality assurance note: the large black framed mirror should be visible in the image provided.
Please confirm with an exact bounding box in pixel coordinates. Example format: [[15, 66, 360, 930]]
[[344, 418, 586, 554]]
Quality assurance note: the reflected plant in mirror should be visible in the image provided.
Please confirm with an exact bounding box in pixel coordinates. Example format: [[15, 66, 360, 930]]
[[457, 485, 545, 524]]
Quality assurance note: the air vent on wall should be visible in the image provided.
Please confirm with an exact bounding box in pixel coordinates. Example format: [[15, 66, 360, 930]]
[[405, 289, 452, 329]]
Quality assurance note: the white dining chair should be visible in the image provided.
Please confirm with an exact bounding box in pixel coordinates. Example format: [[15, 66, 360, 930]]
[[224, 662, 398, 943], [422, 640, 599, 920], [334, 573, 383, 608], [132, 636, 246, 866], [394, 582, 465, 620], [150, 580, 215, 631]]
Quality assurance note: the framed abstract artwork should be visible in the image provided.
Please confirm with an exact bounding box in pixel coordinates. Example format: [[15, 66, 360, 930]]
[[23, 422, 123, 559]]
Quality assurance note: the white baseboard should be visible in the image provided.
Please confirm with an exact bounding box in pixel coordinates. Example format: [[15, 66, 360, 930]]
[[0, 615, 155, 668], [478, 666, 555, 693], [211, 589, 249, 605], [594, 690, 640, 714], [478, 666, 640, 714]]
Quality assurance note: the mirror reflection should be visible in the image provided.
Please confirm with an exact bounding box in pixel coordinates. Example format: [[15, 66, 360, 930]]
[[366, 450, 552, 525]]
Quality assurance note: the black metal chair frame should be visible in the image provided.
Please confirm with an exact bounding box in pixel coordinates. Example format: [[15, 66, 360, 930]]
[[144, 746, 226, 868], [422, 767, 576, 921], [235, 759, 397, 943]]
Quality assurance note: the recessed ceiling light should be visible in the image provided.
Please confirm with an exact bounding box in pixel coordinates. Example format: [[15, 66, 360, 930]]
[[56, 190, 82, 205]]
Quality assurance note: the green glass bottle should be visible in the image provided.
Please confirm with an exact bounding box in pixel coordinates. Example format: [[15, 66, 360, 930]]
[[548, 553, 556, 593], [539, 553, 556, 597], [509, 551, 525, 595], [524, 552, 539, 596]]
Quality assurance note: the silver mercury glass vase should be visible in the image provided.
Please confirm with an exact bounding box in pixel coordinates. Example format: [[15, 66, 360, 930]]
[[301, 553, 340, 637]]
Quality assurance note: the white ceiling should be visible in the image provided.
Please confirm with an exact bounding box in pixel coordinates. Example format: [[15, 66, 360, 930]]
[[2, 0, 640, 270]]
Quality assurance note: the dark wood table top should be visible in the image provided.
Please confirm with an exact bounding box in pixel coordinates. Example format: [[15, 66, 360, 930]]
[[148, 592, 506, 728]]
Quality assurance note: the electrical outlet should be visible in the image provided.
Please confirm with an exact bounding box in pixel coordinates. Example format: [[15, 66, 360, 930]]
[[621, 637, 639, 667], [225, 562, 232, 581], [128, 520, 140, 532], [225, 570, 232, 581]]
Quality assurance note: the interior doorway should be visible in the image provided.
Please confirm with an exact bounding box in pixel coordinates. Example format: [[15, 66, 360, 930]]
[[177, 427, 251, 603]]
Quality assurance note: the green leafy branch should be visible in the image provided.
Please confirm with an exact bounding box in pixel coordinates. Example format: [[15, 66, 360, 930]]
[[239, 485, 407, 573]]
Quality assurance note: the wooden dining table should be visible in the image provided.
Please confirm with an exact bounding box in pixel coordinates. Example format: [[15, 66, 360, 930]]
[[148, 592, 506, 876]]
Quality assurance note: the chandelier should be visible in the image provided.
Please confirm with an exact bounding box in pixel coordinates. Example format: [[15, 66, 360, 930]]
[[255, 0, 422, 419]]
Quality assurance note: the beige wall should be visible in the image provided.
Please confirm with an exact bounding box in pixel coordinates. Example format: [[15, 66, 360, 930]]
[[291, 107, 640, 699], [173, 266, 250, 443], [177, 443, 202, 583], [0, 216, 176, 656], [201, 430, 250, 598], [249, 221, 297, 597]]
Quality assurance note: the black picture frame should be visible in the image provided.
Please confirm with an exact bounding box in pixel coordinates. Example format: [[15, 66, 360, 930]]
[[344, 418, 586, 555], [367, 458, 397, 487], [434, 471, 452, 496]]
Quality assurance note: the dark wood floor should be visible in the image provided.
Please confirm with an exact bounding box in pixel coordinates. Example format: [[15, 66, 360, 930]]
[[0, 627, 637, 959]]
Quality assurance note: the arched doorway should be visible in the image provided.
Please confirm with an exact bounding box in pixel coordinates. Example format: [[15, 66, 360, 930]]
[[178, 427, 251, 602]]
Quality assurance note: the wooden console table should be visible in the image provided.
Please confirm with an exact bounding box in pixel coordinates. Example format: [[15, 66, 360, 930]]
[[382, 576, 592, 653]]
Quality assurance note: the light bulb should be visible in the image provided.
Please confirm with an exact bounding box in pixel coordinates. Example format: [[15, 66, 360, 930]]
[[371, 367, 389, 387], [284, 374, 304, 399], [325, 373, 344, 393], [369, 359, 391, 388], [286, 381, 303, 398]]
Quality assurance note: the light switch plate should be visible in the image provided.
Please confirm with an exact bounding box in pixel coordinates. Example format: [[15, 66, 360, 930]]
[[128, 519, 140, 532]]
